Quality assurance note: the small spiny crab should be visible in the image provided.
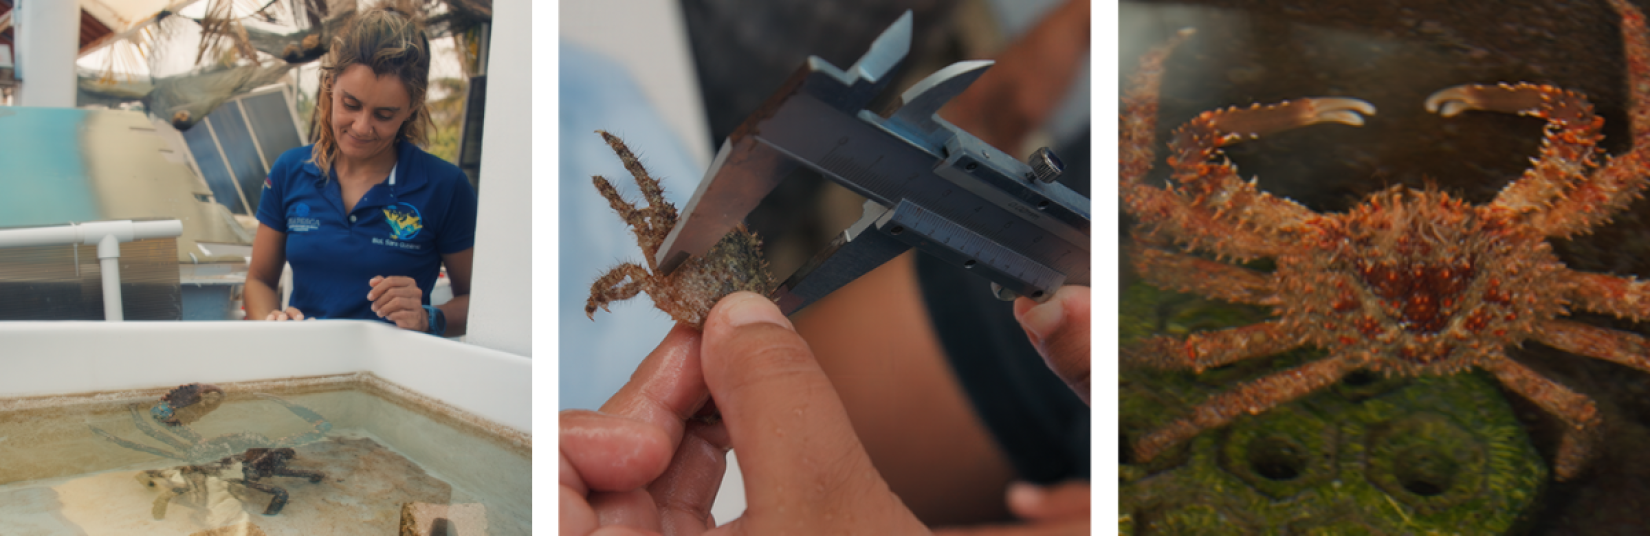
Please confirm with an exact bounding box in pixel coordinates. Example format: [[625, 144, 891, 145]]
[[1121, 0, 1650, 480], [152, 383, 224, 425], [584, 130, 773, 328]]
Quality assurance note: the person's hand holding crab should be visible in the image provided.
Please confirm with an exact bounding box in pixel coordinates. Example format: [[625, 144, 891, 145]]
[[566, 127, 1091, 533], [561, 290, 1092, 535], [564, 0, 1092, 530]]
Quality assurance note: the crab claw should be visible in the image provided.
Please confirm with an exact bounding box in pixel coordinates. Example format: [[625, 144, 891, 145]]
[[1425, 83, 1551, 118], [1209, 97, 1377, 142], [1298, 98, 1379, 127], [161, 383, 224, 408]]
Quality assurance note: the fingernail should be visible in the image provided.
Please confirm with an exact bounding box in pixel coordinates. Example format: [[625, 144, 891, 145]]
[[719, 292, 792, 330], [1016, 297, 1065, 341]]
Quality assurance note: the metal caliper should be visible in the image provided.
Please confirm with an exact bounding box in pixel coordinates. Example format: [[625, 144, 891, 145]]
[[655, 10, 1090, 315]]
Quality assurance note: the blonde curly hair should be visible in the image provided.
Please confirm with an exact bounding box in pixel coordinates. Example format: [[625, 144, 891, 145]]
[[309, 5, 433, 175]]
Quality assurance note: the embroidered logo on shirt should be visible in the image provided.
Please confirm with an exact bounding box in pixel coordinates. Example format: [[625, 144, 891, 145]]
[[288, 202, 320, 232], [382, 202, 423, 240]]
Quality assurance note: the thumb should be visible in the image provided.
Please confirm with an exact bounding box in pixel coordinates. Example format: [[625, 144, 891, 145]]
[[1014, 286, 1090, 404], [698, 292, 927, 534]]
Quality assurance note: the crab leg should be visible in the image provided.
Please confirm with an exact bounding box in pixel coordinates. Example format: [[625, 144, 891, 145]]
[[1133, 354, 1354, 463], [273, 466, 325, 483], [1613, 0, 1650, 148], [1164, 97, 1369, 241], [1504, 0, 1650, 238], [1430, 83, 1606, 219], [1563, 269, 1650, 323], [241, 479, 292, 516], [592, 175, 646, 232], [1528, 140, 1650, 239], [584, 263, 654, 319], [1126, 320, 1304, 373], [123, 403, 197, 451], [598, 130, 678, 258], [1122, 29, 1282, 261], [1530, 319, 1650, 374], [1122, 29, 1350, 261], [155, 420, 204, 445], [1121, 28, 1192, 185], [1127, 243, 1278, 306], [592, 175, 668, 269], [597, 130, 675, 220], [253, 394, 333, 447], [1481, 353, 1600, 480], [90, 426, 184, 461]]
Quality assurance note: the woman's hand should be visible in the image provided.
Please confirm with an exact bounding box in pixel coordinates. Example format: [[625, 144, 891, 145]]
[[245, 224, 290, 321], [264, 307, 307, 321], [367, 275, 427, 331]]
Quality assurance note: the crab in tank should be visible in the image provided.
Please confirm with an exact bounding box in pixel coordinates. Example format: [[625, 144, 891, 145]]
[[1120, 0, 1650, 480], [584, 130, 773, 328], [90, 383, 334, 466], [231, 447, 326, 515], [137, 447, 324, 518], [149, 382, 222, 425]]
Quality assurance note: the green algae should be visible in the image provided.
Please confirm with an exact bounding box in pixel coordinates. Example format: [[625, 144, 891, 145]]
[[1120, 279, 1546, 534]]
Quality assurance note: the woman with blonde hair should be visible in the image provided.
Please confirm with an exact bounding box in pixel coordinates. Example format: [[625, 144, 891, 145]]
[[247, 6, 476, 337]]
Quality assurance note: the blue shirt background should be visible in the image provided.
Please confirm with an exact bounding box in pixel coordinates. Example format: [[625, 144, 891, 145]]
[[256, 141, 478, 322]]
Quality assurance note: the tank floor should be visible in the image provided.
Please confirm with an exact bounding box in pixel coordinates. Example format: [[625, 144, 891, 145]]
[[0, 434, 459, 535]]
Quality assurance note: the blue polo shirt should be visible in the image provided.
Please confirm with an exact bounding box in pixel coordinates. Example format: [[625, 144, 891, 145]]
[[256, 141, 477, 322]]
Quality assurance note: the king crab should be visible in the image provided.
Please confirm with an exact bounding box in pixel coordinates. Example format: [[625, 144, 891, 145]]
[[1121, 0, 1650, 480], [584, 130, 773, 328]]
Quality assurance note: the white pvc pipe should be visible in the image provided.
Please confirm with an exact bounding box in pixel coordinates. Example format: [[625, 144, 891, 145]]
[[98, 233, 122, 321], [0, 220, 184, 321], [0, 220, 183, 249]]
